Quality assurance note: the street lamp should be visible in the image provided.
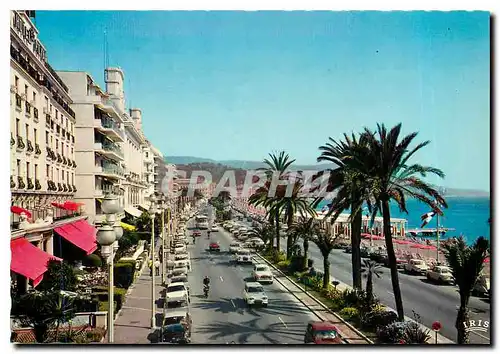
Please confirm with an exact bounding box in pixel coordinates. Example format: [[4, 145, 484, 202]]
[[96, 193, 123, 343], [148, 194, 158, 329]]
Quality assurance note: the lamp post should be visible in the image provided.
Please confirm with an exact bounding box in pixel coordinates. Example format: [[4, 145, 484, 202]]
[[148, 194, 158, 329], [97, 193, 123, 343]]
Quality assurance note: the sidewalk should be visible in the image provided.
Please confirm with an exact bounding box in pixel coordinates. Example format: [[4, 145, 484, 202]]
[[113, 241, 165, 344]]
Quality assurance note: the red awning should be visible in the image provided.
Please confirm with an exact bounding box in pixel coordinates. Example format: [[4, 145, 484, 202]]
[[62, 201, 84, 211], [10, 238, 61, 287], [11, 206, 32, 219], [54, 220, 97, 255]]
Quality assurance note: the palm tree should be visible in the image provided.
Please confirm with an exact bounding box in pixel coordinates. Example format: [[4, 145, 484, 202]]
[[443, 236, 489, 344], [247, 223, 274, 250], [316, 132, 373, 290], [310, 217, 341, 289], [258, 151, 297, 251], [287, 217, 321, 269], [362, 123, 448, 321], [361, 259, 383, 305]]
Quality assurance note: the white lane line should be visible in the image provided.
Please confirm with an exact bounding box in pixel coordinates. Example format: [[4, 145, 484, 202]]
[[278, 316, 288, 328], [220, 276, 224, 282], [470, 331, 490, 341], [230, 299, 236, 308], [387, 291, 394, 295]]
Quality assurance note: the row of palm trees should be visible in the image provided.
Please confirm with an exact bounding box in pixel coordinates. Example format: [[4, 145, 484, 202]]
[[245, 123, 489, 344]]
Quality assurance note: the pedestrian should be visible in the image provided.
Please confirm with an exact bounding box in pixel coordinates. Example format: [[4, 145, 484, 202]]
[[148, 259, 153, 276], [155, 259, 161, 276]]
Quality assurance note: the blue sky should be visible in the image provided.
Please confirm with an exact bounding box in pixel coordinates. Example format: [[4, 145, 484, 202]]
[[35, 11, 490, 191]]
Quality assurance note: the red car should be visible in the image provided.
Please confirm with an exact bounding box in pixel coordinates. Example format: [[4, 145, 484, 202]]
[[193, 231, 201, 237], [304, 322, 343, 344], [209, 242, 220, 252]]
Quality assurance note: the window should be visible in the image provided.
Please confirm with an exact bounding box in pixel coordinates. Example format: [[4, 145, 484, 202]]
[[46, 164, 49, 178], [24, 84, 28, 96], [25, 124, 29, 139], [56, 139, 59, 151], [50, 104, 53, 113], [15, 76, 19, 89], [34, 164, 38, 179], [55, 110, 58, 121], [32, 92, 36, 103], [71, 147, 73, 155], [45, 96, 48, 108], [15, 119, 20, 136], [50, 136, 53, 145], [56, 168, 59, 182], [17, 160, 21, 176], [72, 173, 74, 184], [61, 170, 64, 181], [34, 128, 37, 144], [45, 131, 49, 144], [51, 166, 53, 180], [26, 162, 30, 178], [66, 171, 69, 182]]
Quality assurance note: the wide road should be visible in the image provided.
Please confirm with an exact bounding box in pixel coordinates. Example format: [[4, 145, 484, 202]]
[[184, 206, 319, 344], [235, 215, 491, 344]]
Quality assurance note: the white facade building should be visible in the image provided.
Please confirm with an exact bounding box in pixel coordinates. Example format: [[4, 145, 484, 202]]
[[56, 71, 126, 224]]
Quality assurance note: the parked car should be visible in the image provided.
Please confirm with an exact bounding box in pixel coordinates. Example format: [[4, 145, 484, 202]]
[[473, 274, 490, 296], [426, 265, 455, 284], [252, 264, 273, 284], [165, 282, 190, 306], [243, 282, 268, 307], [169, 275, 190, 294], [173, 259, 191, 272], [304, 322, 343, 344], [161, 307, 192, 344], [209, 242, 221, 252], [404, 259, 429, 275], [170, 266, 188, 278], [229, 242, 240, 253], [211, 225, 218, 232]]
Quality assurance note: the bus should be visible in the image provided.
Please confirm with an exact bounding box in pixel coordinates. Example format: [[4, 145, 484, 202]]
[[195, 215, 209, 230]]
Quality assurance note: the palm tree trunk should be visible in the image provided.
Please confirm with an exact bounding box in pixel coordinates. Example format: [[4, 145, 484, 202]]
[[322, 252, 331, 289], [456, 293, 470, 344], [303, 238, 309, 270], [286, 209, 294, 259], [275, 212, 281, 252], [382, 199, 404, 321], [366, 273, 373, 303], [351, 205, 363, 290]]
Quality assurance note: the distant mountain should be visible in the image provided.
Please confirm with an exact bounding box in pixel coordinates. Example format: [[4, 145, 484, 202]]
[[165, 156, 217, 165]]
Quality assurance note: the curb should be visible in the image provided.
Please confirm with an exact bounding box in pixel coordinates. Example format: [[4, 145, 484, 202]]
[[254, 253, 373, 344]]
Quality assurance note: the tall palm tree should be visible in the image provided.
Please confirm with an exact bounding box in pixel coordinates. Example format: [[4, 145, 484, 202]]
[[361, 259, 383, 305], [316, 132, 373, 290], [249, 151, 296, 252], [288, 217, 321, 269], [310, 216, 341, 289], [443, 236, 489, 344], [362, 123, 448, 321], [247, 223, 274, 250]]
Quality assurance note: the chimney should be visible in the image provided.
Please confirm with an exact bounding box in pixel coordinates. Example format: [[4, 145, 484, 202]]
[[129, 108, 142, 131], [105, 67, 125, 113]]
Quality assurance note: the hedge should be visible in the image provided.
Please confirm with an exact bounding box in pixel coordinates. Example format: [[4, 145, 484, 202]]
[[114, 261, 136, 289]]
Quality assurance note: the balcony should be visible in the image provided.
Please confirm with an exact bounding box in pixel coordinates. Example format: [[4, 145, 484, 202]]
[[94, 141, 124, 161], [95, 183, 115, 197], [94, 116, 125, 142], [95, 164, 125, 180]]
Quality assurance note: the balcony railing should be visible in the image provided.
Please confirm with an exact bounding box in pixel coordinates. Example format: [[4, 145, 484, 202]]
[[96, 163, 125, 177], [95, 184, 115, 196], [96, 116, 125, 140], [102, 141, 124, 157]]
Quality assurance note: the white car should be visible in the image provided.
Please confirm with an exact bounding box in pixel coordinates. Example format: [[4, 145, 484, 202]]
[[165, 282, 190, 305], [236, 249, 253, 264], [174, 252, 190, 261], [173, 259, 191, 272], [247, 237, 265, 248], [426, 265, 455, 284], [170, 266, 188, 277], [244, 282, 268, 307], [173, 245, 187, 254], [211, 225, 218, 232], [229, 242, 241, 253], [252, 264, 274, 284], [404, 259, 430, 275], [169, 275, 190, 294]]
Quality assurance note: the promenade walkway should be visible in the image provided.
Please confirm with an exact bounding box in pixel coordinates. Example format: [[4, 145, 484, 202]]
[[113, 239, 165, 344]]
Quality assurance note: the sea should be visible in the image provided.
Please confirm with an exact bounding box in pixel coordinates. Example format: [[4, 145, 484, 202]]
[[316, 197, 490, 246]]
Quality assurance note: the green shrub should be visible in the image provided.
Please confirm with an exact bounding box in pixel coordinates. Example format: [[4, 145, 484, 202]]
[[361, 309, 398, 331], [339, 307, 360, 322], [376, 321, 407, 343], [83, 254, 102, 267], [114, 261, 136, 289], [289, 255, 306, 272], [276, 260, 291, 269], [403, 321, 430, 344]]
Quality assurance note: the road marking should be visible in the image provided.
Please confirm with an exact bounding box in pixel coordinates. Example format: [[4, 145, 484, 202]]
[[278, 316, 287, 328], [470, 331, 490, 340], [220, 276, 224, 282], [230, 299, 236, 308], [387, 291, 394, 295]]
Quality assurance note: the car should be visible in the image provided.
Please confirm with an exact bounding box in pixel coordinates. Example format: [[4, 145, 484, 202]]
[[404, 259, 430, 275], [237, 232, 250, 241], [252, 264, 274, 284], [211, 225, 218, 232], [381, 255, 407, 269], [243, 282, 268, 307], [174, 252, 190, 261], [473, 274, 490, 297], [161, 307, 192, 343], [229, 242, 240, 253], [173, 259, 191, 272], [165, 282, 190, 305], [209, 242, 221, 252], [426, 265, 455, 284], [192, 231, 201, 237], [304, 322, 343, 344], [235, 249, 253, 264], [170, 266, 188, 277], [173, 245, 187, 254], [169, 275, 190, 294], [247, 237, 265, 248]]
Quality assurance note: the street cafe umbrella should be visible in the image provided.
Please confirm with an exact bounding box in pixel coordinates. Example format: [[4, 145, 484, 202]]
[[10, 206, 32, 219]]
